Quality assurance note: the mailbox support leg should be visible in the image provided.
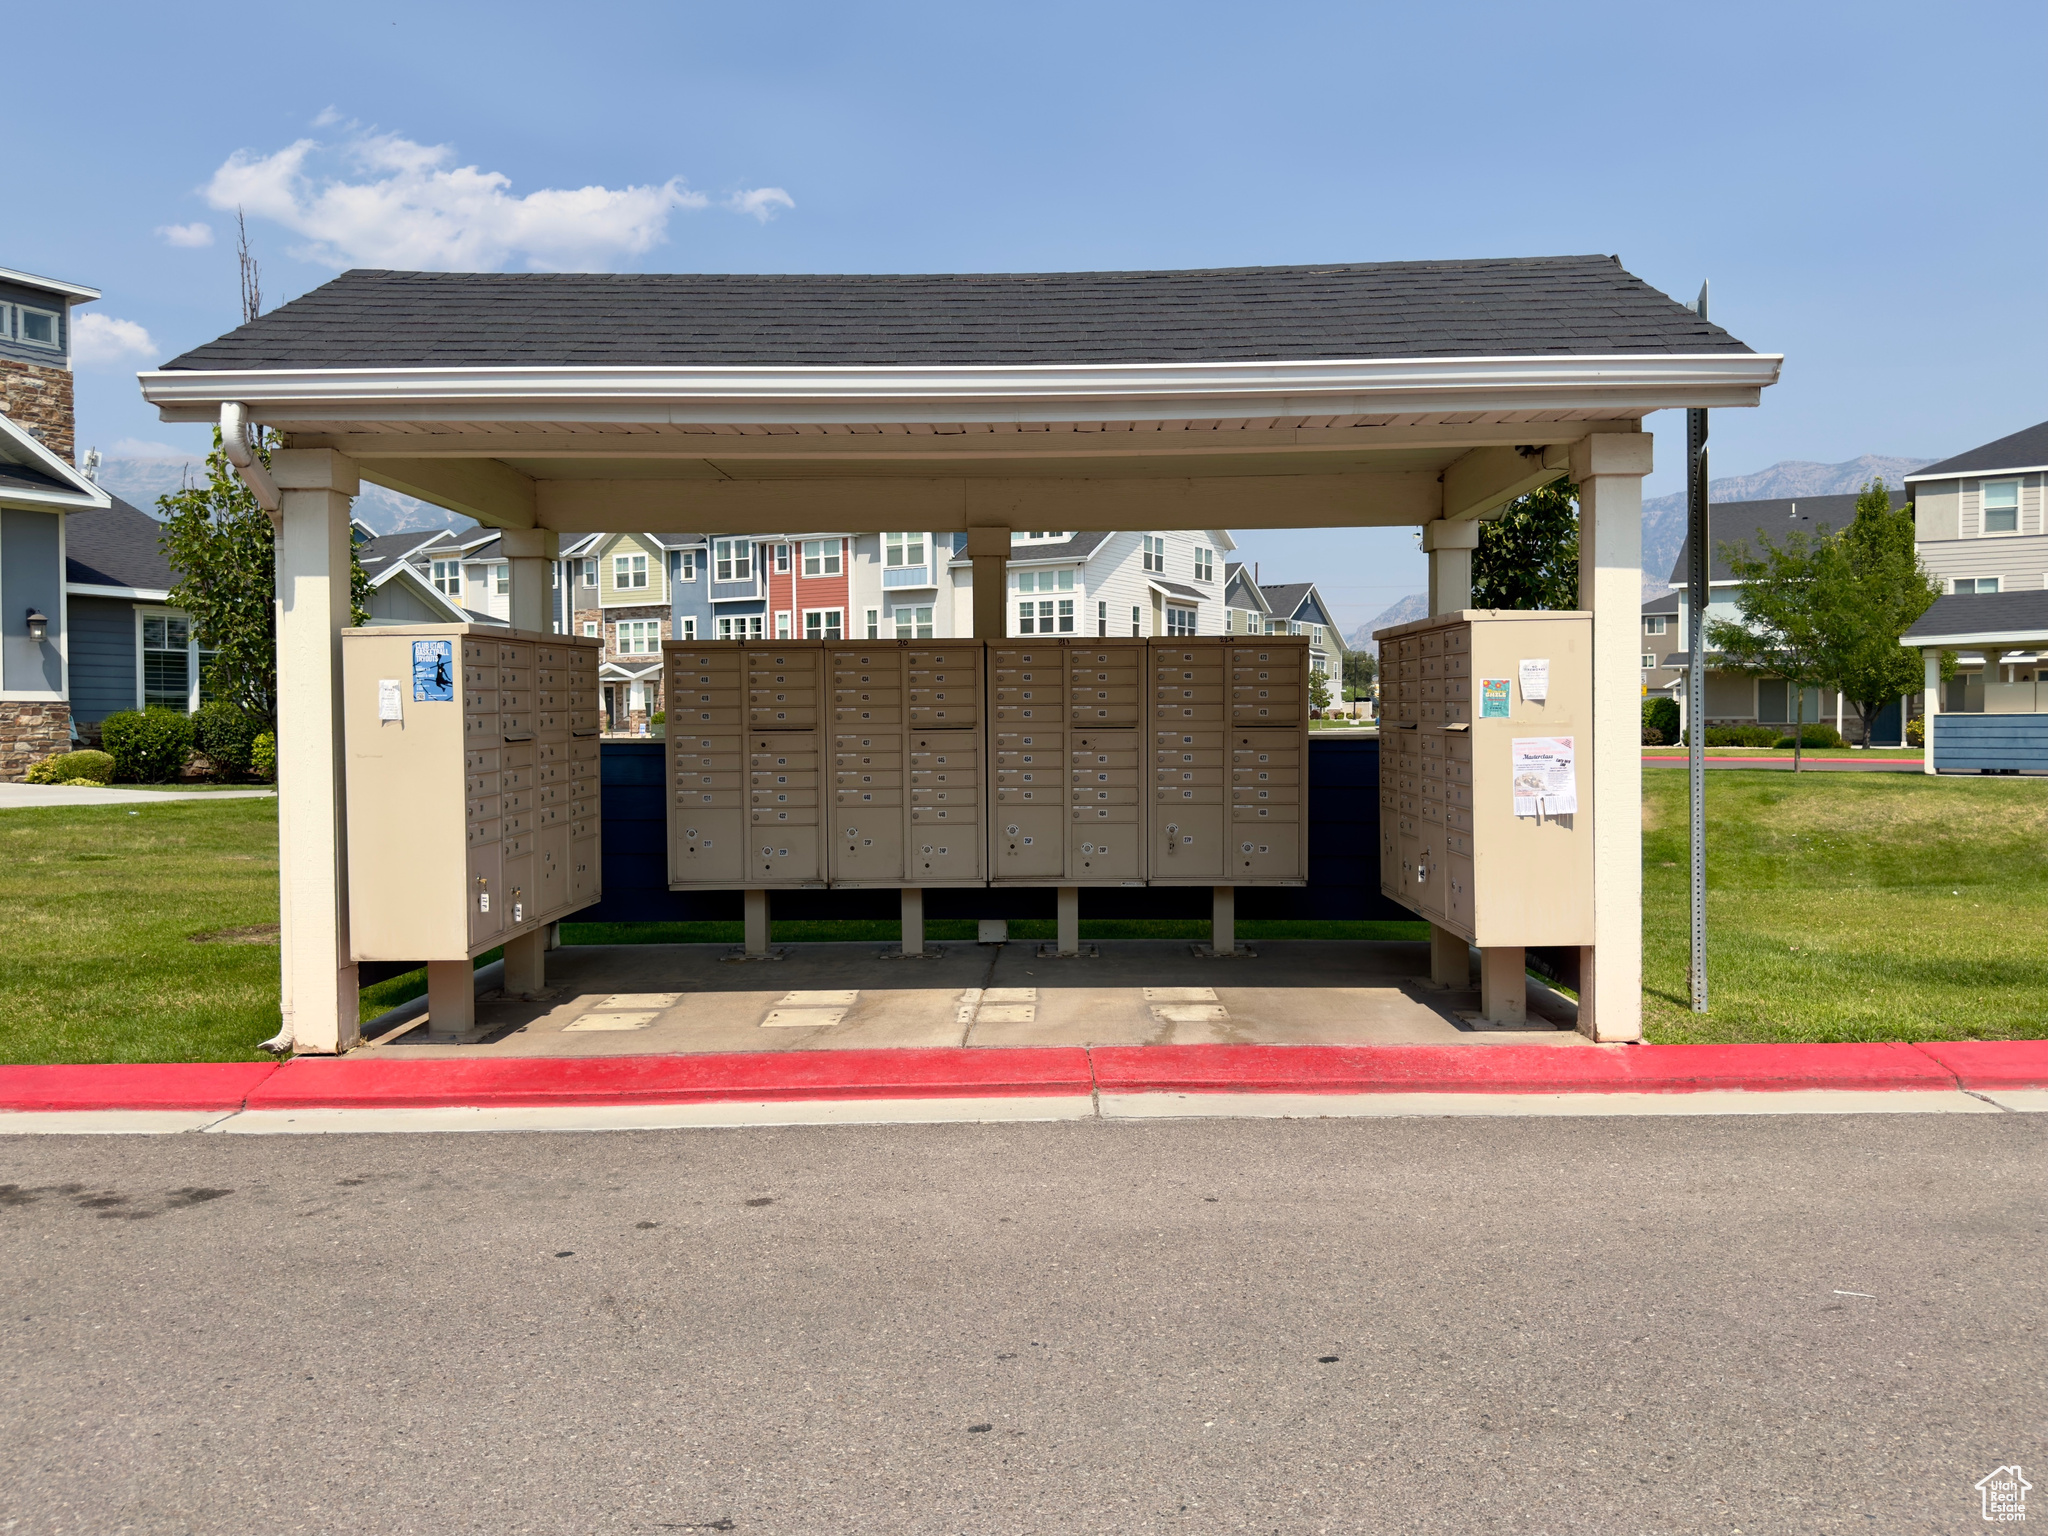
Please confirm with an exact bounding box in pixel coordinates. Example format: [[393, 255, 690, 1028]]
[[744, 888, 771, 955], [1430, 924, 1471, 989], [901, 887, 925, 956], [1056, 886, 1080, 956], [502, 930, 546, 997], [545, 920, 561, 952], [1480, 946, 1527, 1026], [425, 960, 476, 1042], [1211, 885, 1234, 955]]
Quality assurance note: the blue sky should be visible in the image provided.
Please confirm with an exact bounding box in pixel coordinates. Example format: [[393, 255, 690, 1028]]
[[16, 0, 2043, 627]]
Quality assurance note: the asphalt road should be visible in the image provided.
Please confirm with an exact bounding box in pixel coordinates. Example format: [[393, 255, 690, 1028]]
[[3, 1114, 2041, 1535]]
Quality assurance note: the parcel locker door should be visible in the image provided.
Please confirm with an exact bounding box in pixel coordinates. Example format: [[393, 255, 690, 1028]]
[[830, 813, 905, 883], [674, 809, 746, 885], [467, 842, 504, 949], [995, 805, 1066, 880], [1071, 819, 1142, 882], [501, 855, 537, 932], [1236, 825, 1301, 882], [1156, 805, 1225, 880], [535, 827, 569, 917]]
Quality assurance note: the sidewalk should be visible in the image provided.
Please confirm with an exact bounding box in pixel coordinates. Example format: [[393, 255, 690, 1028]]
[[2, 1039, 2042, 1133], [0, 783, 277, 809]]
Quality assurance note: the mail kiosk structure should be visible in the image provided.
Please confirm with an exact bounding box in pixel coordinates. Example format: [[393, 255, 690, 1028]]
[[343, 624, 603, 962], [1373, 610, 1593, 945], [665, 638, 987, 891]]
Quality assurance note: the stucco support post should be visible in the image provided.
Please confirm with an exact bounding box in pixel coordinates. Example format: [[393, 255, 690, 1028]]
[[268, 449, 362, 1054], [1422, 517, 1479, 990], [965, 526, 1010, 640], [900, 887, 924, 956], [1570, 432, 1655, 1042], [1056, 886, 1081, 956], [1922, 649, 1940, 774], [500, 528, 561, 997]]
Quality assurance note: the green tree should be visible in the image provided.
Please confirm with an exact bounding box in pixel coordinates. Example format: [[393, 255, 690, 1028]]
[[1706, 528, 1837, 772], [1308, 669, 1333, 713], [1471, 479, 1579, 610], [1341, 649, 1377, 699], [1820, 482, 1944, 745], [159, 428, 370, 727]]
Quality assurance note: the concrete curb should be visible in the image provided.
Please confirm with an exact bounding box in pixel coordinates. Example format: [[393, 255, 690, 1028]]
[[3, 1041, 2046, 1125]]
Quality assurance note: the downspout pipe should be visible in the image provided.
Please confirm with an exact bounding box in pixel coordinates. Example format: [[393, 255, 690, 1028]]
[[219, 402, 281, 524]]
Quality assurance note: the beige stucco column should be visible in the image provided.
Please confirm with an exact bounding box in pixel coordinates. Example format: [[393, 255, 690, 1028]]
[[1922, 649, 1940, 774], [965, 526, 1009, 639], [1570, 431, 1654, 1042], [1422, 517, 1480, 989], [268, 448, 362, 1054], [500, 527, 559, 635]]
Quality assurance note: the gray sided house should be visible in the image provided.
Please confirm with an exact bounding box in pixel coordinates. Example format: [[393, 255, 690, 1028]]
[[1906, 418, 2048, 596], [1221, 565, 1345, 676]]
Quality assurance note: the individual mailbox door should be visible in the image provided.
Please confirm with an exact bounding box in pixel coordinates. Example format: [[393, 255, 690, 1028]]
[[468, 842, 504, 948], [1236, 826, 1301, 882], [994, 806, 1065, 880], [829, 810, 905, 884], [674, 810, 746, 884]]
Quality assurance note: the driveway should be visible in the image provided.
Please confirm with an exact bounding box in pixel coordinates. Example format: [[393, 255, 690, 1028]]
[[2, 1113, 2038, 1533]]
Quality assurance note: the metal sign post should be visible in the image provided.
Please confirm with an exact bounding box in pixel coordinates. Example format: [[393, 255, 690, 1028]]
[[1687, 281, 1710, 1011]]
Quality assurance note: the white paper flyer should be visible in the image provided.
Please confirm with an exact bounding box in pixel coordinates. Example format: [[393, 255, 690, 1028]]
[[1518, 658, 1549, 703], [1511, 735, 1577, 817]]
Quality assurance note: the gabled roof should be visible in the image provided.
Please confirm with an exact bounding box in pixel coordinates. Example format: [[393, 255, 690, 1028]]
[[0, 412, 110, 511], [1222, 563, 1272, 613], [1149, 577, 1208, 602], [1643, 590, 1681, 614], [354, 528, 456, 573], [1902, 589, 2048, 647], [1665, 492, 1867, 584], [160, 257, 1755, 372], [1905, 420, 2048, 482], [0, 266, 100, 303], [1260, 582, 1316, 619], [65, 496, 176, 593]]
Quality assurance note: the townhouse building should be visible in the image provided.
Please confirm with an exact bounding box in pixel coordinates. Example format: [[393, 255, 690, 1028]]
[[944, 528, 1232, 638], [1222, 565, 1345, 676], [1907, 418, 2048, 596]]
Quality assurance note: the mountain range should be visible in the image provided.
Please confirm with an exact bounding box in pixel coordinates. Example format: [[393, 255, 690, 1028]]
[[1346, 452, 1935, 650], [91, 455, 472, 535]]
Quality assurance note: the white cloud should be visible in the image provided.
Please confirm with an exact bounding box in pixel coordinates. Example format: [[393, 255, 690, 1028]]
[[72, 314, 158, 366], [312, 105, 345, 128], [203, 128, 791, 271], [156, 221, 214, 248], [110, 438, 198, 460], [727, 187, 795, 222]]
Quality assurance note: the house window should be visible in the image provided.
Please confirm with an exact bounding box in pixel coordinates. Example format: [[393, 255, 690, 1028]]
[[1056, 599, 1074, 633], [614, 554, 648, 590], [582, 560, 597, 585], [680, 550, 698, 582], [494, 563, 509, 595], [1983, 481, 2020, 534], [884, 531, 925, 567], [615, 620, 660, 655], [893, 605, 935, 640], [1642, 653, 1657, 669], [775, 611, 792, 639], [1954, 577, 2001, 594], [1165, 605, 1197, 637], [1645, 615, 1669, 635], [1130, 605, 1142, 637], [713, 539, 752, 582], [680, 617, 696, 641], [1312, 625, 1324, 648], [801, 539, 842, 577], [1142, 534, 1165, 573], [431, 560, 461, 597], [1017, 601, 1039, 634], [1097, 600, 1108, 637], [1194, 546, 1214, 582], [14, 304, 60, 350], [142, 614, 192, 710], [775, 543, 791, 574], [1013, 530, 1068, 542], [865, 608, 880, 640], [582, 622, 599, 638], [803, 609, 844, 640]]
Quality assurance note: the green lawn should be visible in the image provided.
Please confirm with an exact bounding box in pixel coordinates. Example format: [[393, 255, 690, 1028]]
[[1643, 771, 2048, 1043], [3, 775, 2043, 1062]]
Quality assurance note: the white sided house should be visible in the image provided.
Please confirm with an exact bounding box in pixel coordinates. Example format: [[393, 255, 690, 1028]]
[[1907, 419, 2048, 596], [946, 528, 1231, 637]]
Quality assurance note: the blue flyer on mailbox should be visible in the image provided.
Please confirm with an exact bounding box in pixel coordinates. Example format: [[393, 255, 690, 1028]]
[[412, 639, 454, 701]]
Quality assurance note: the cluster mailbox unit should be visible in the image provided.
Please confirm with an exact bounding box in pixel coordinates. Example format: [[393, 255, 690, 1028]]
[[664, 635, 1311, 893], [342, 624, 604, 964], [1374, 610, 1593, 947]]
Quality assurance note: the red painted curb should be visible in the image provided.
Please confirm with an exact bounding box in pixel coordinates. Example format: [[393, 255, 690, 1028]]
[[246, 1046, 1095, 1110], [0, 1062, 279, 1113], [1086, 1042, 1963, 1096], [1912, 1040, 2048, 1091]]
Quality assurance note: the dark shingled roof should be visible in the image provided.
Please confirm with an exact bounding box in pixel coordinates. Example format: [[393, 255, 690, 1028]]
[[0, 461, 73, 495], [1643, 590, 1680, 614], [1665, 493, 1872, 584], [948, 530, 1112, 567], [161, 257, 1754, 372], [1903, 590, 2048, 645], [66, 496, 176, 591], [1909, 420, 2048, 481]]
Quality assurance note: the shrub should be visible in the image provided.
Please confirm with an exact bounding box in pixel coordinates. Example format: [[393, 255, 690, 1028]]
[[99, 708, 197, 783], [1906, 715, 1925, 747], [1642, 725, 1664, 745], [1775, 723, 1844, 749], [1704, 725, 1781, 748], [251, 731, 277, 781], [1642, 696, 1680, 744], [23, 749, 116, 786], [193, 700, 266, 778]]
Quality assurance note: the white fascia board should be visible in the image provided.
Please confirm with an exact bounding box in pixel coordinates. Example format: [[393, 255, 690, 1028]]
[[1906, 629, 2048, 649], [0, 415, 112, 507], [1903, 464, 2048, 484], [138, 352, 1785, 425], [0, 266, 102, 302], [67, 582, 171, 601]]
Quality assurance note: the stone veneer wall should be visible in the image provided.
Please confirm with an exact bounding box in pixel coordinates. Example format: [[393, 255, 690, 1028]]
[[1, 701, 72, 781], [0, 360, 75, 462]]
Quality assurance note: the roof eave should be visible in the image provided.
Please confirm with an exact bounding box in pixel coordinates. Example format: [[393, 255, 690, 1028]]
[[1904, 462, 2048, 484]]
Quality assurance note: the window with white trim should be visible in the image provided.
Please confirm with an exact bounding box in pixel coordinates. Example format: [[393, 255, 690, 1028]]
[[431, 560, 461, 597], [11, 304, 60, 350], [713, 539, 751, 582], [1193, 546, 1214, 582], [775, 610, 792, 639], [582, 621, 599, 637], [1142, 534, 1165, 573], [1645, 615, 1669, 635], [1953, 577, 2001, 594], [803, 609, 844, 640], [1012, 531, 1069, 542], [615, 620, 660, 654], [680, 617, 696, 640], [775, 543, 791, 574], [1097, 600, 1108, 637], [884, 531, 925, 567], [494, 563, 509, 595], [801, 539, 842, 577], [582, 559, 597, 585], [1641, 653, 1656, 669], [679, 550, 698, 582], [1983, 481, 2020, 534], [1130, 605, 1142, 637], [865, 608, 880, 640], [893, 605, 935, 639], [1165, 605, 1197, 637], [614, 554, 648, 590], [142, 614, 192, 710]]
